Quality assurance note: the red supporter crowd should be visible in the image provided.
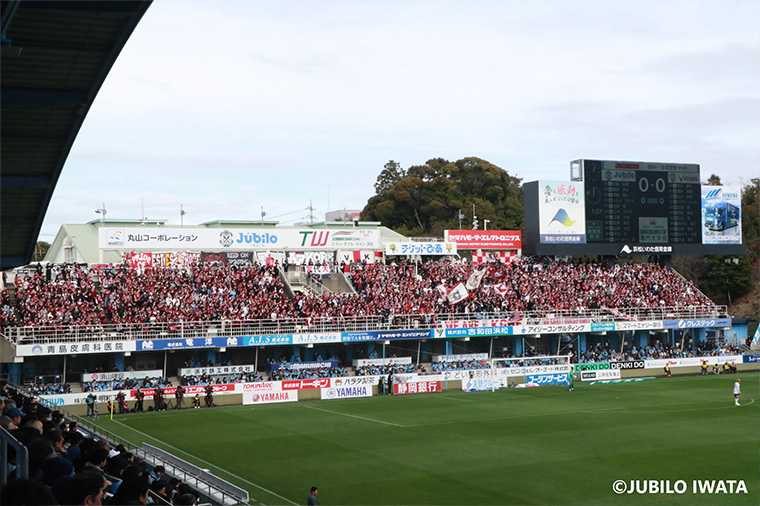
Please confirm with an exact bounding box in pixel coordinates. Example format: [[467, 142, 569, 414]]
[[1, 257, 715, 332]]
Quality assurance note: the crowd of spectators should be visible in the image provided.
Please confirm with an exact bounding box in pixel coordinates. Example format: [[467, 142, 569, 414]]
[[82, 378, 139, 393], [27, 383, 71, 396], [82, 375, 171, 392], [0, 380, 202, 505], [99, 262, 293, 325], [337, 257, 715, 318], [1, 284, 14, 331], [1, 257, 717, 333], [229, 371, 264, 383], [578, 342, 744, 363], [11, 263, 105, 329]]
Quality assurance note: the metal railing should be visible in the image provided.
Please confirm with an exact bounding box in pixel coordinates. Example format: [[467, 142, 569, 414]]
[[143, 444, 250, 506], [0, 427, 29, 486], [2, 305, 729, 345], [39, 400, 249, 505]]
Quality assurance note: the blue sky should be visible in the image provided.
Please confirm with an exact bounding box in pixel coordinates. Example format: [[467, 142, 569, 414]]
[[39, 0, 760, 240]]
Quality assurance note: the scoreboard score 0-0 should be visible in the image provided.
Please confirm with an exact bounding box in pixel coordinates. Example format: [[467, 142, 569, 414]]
[[571, 159, 702, 245]]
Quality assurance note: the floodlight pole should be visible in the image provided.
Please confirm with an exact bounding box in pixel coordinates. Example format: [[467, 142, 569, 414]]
[[95, 203, 107, 224]]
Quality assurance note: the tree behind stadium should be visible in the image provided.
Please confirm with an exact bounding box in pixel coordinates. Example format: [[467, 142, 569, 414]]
[[362, 157, 523, 237]]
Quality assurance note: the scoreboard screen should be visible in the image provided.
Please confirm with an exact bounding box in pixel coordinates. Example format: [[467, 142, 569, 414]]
[[573, 159, 701, 244], [523, 160, 744, 256]]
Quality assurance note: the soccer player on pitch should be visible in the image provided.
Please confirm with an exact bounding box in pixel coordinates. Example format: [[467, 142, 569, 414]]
[[733, 378, 741, 406], [567, 366, 574, 392]]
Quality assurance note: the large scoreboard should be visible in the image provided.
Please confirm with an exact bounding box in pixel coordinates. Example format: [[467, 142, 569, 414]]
[[522, 159, 744, 256], [576, 159, 701, 245]]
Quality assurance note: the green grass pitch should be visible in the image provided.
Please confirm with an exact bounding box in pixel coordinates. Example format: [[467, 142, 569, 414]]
[[94, 373, 759, 506]]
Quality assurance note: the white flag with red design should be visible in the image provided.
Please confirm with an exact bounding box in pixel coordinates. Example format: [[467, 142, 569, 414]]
[[447, 282, 469, 304], [466, 268, 487, 291]]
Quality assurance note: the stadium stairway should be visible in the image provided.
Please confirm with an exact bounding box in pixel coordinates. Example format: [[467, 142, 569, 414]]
[[278, 266, 355, 298]]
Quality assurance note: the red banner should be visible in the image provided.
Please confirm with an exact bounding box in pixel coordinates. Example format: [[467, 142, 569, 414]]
[[281, 378, 331, 390], [126, 251, 153, 269], [446, 230, 521, 250], [393, 381, 442, 395], [128, 384, 235, 398]]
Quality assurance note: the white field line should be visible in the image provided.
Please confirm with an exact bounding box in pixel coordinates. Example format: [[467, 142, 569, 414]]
[[301, 404, 405, 427]]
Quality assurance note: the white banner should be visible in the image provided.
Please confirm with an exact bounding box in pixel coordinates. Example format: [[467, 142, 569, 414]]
[[461, 376, 507, 391], [329, 376, 379, 387], [643, 355, 742, 369], [514, 323, 592, 335], [17, 341, 137, 357], [82, 369, 163, 382], [385, 242, 457, 256], [353, 357, 412, 367], [337, 250, 378, 265], [320, 384, 373, 400], [439, 318, 517, 329], [100, 228, 380, 251], [236, 381, 282, 393], [538, 180, 586, 244], [434, 353, 489, 363], [242, 389, 298, 405], [438, 364, 568, 383], [39, 392, 111, 408], [292, 333, 342, 345], [579, 369, 621, 382], [614, 321, 664, 331], [179, 365, 257, 377], [286, 251, 334, 265]]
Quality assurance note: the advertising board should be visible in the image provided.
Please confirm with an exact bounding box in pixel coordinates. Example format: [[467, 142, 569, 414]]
[[17, 340, 137, 357], [385, 242, 457, 256], [393, 381, 442, 395], [526, 373, 569, 385], [243, 390, 298, 405], [100, 228, 380, 251], [444, 230, 522, 250], [701, 186, 742, 245], [320, 385, 373, 400], [580, 369, 621, 382], [538, 180, 586, 244]]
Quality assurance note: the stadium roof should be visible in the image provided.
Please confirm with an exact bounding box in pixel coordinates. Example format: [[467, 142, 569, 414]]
[[0, 0, 152, 270]]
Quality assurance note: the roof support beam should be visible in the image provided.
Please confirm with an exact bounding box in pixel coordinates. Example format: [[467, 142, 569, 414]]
[[1, 175, 52, 190], [1, 88, 86, 107]]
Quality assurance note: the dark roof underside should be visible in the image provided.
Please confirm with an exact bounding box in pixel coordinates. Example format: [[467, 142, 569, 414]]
[[1, 0, 151, 269]]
